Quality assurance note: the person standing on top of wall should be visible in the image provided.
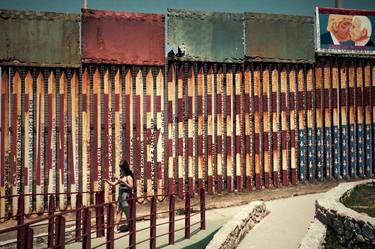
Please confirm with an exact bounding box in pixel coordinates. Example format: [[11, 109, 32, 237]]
[[105, 159, 134, 232]]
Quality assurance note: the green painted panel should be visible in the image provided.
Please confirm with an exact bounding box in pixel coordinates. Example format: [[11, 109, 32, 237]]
[[167, 9, 244, 63], [245, 13, 315, 63], [0, 9, 80, 67]]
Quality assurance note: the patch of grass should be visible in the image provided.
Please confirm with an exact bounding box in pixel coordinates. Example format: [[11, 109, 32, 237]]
[[182, 227, 221, 249], [342, 183, 375, 218]]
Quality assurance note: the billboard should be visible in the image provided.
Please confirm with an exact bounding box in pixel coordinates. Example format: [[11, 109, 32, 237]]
[[316, 7, 375, 56]]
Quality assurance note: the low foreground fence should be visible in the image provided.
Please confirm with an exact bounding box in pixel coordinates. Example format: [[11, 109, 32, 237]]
[[0, 188, 206, 249]]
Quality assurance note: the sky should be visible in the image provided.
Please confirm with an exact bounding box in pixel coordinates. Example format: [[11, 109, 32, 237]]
[[0, 0, 374, 16]]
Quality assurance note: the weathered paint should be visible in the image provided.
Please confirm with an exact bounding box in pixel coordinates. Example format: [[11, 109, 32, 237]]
[[0, 9, 80, 67], [167, 9, 244, 63], [2, 57, 375, 215], [81, 9, 165, 66], [244, 13, 314, 63]]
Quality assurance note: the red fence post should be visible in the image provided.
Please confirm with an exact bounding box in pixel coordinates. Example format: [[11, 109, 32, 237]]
[[184, 192, 190, 239], [48, 194, 56, 248], [106, 204, 114, 249], [82, 207, 91, 249], [56, 214, 66, 249], [168, 194, 175, 245], [75, 192, 82, 242], [200, 188, 205, 230], [128, 193, 136, 249], [26, 225, 33, 249], [17, 194, 25, 249], [95, 191, 105, 237], [150, 196, 156, 249]]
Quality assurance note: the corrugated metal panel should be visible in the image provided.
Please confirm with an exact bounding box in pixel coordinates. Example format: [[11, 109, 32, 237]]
[[167, 9, 244, 63], [0, 9, 80, 67], [81, 9, 165, 66], [244, 13, 315, 63]]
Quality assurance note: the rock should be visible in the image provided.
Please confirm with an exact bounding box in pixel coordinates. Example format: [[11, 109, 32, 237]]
[[344, 228, 353, 240], [356, 234, 365, 243], [354, 223, 362, 235], [362, 223, 375, 240], [333, 219, 344, 235], [338, 235, 346, 244]]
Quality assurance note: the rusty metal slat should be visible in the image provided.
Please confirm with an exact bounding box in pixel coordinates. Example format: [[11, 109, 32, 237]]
[[89, 65, 95, 200], [162, 64, 169, 196], [78, 67, 82, 193], [266, 64, 272, 189], [332, 60, 340, 179], [67, 69, 73, 207], [183, 62, 189, 193], [240, 64, 246, 192], [338, 60, 347, 178], [249, 63, 255, 190], [31, 69, 37, 211], [54, 69, 61, 206], [213, 64, 218, 193], [173, 62, 179, 196], [231, 64, 237, 192], [193, 63, 199, 192], [20, 68, 25, 196], [258, 64, 264, 190], [362, 61, 371, 177], [276, 64, 282, 188], [110, 66, 116, 200], [222, 64, 227, 191], [360, 60, 366, 177], [141, 66, 147, 199], [311, 65, 317, 181], [81, 67, 91, 205], [327, 59, 334, 179], [301, 65, 308, 182], [345, 59, 351, 179], [203, 63, 209, 191], [292, 64, 299, 184], [100, 66, 105, 191], [43, 69, 49, 207], [351, 60, 358, 177]]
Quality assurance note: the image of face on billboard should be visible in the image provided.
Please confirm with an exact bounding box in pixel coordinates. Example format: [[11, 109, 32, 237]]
[[316, 7, 375, 55]]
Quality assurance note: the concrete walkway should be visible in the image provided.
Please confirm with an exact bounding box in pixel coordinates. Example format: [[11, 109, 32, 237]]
[[64, 204, 246, 249], [237, 193, 323, 249]]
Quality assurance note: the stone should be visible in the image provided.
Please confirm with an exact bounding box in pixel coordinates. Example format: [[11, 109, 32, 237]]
[[354, 223, 362, 235], [362, 223, 375, 240], [344, 228, 353, 240], [333, 219, 344, 235], [356, 234, 365, 243], [344, 219, 355, 231]]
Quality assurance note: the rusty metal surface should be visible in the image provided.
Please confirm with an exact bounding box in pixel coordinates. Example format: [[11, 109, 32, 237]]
[[244, 12, 315, 63], [167, 9, 244, 63], [0, 9, 80, 67], [81, 9, 165, 65]]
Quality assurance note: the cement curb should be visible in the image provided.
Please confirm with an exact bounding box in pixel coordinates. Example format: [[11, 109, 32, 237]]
[[205, 201, 266, 249], [299, 179, 375, 249]]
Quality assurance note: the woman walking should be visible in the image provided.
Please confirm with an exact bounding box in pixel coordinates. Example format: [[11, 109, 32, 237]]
[[105, 159, 134, 232]]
